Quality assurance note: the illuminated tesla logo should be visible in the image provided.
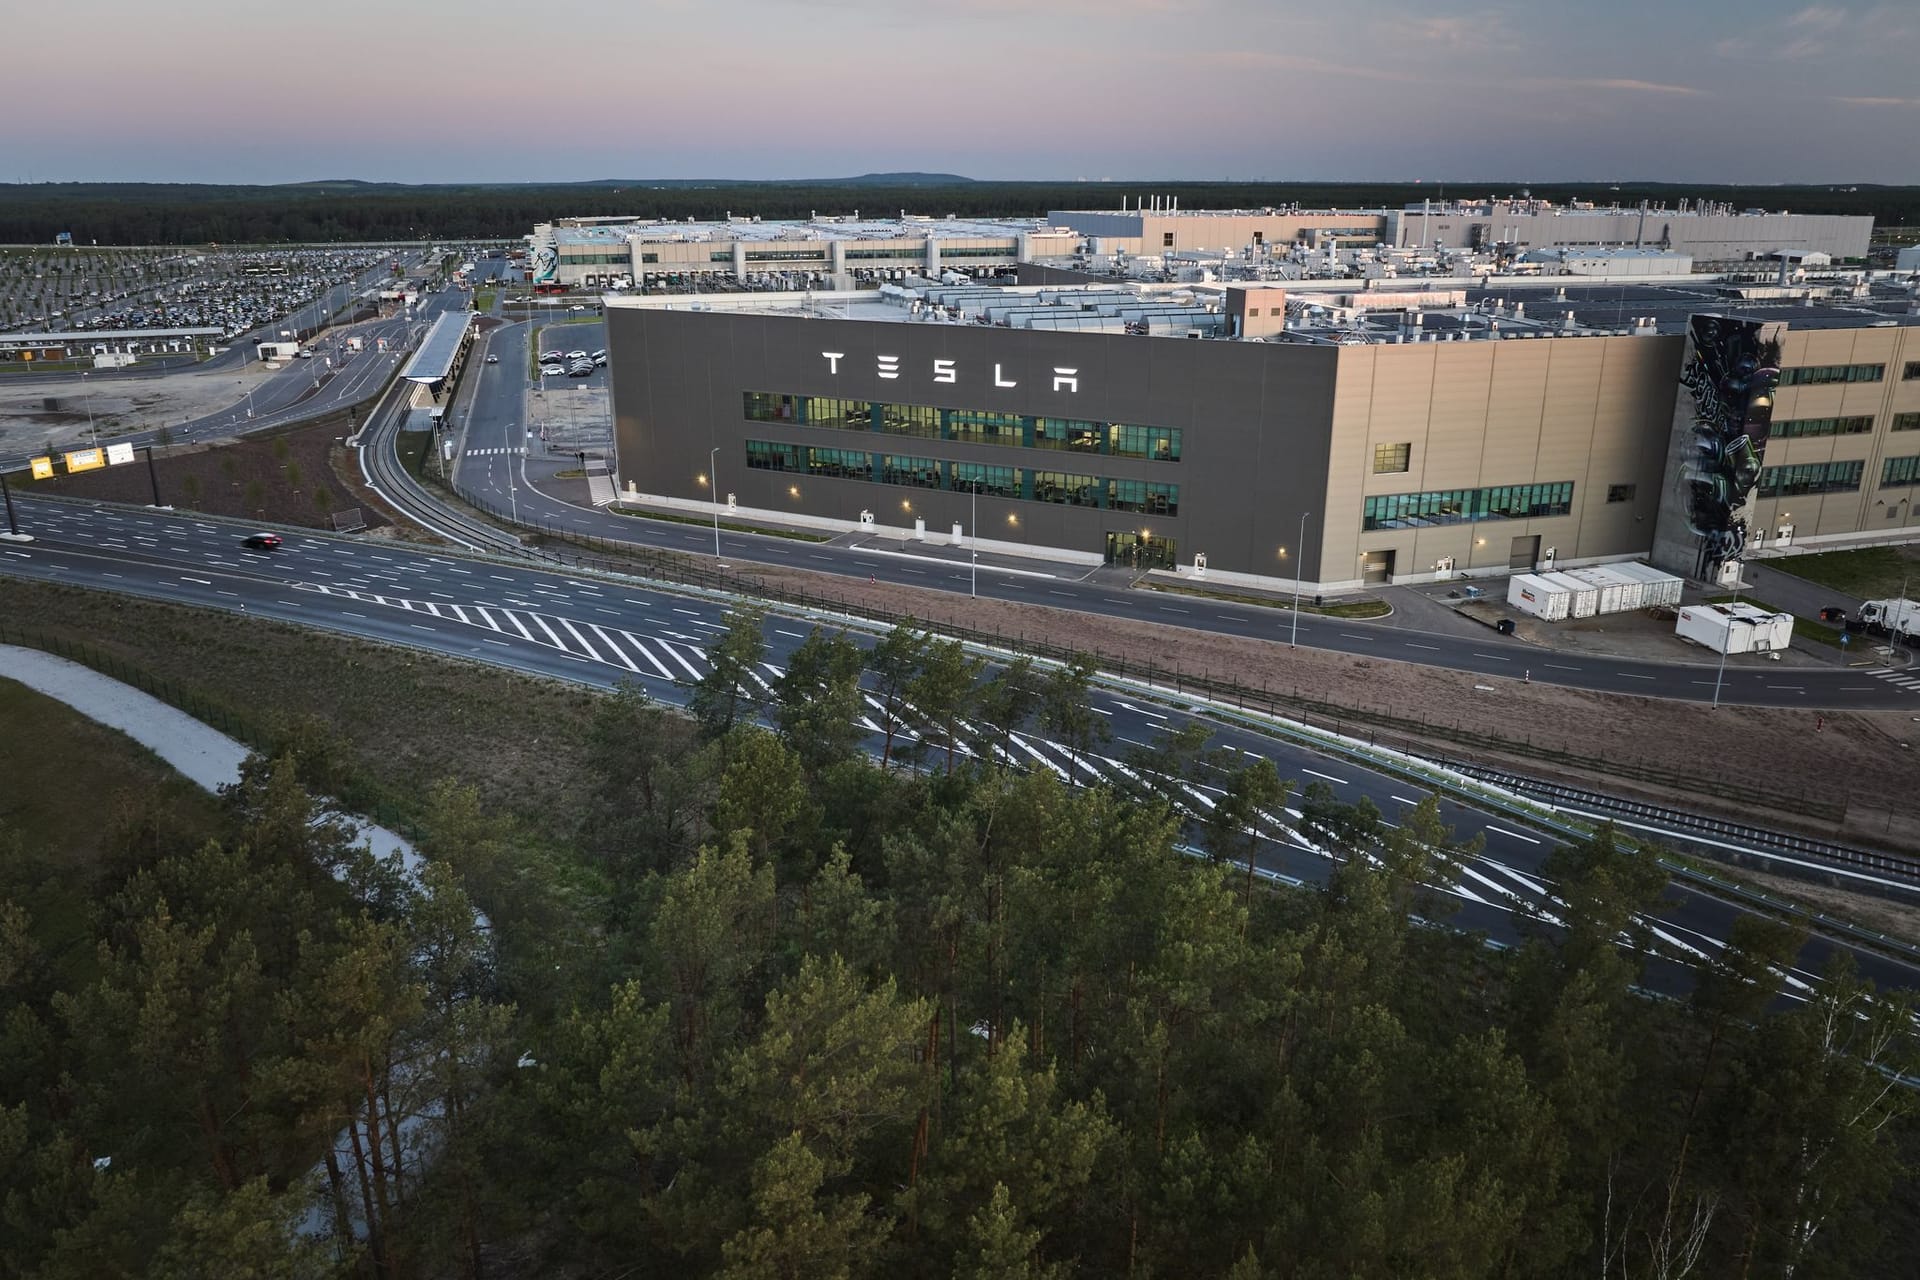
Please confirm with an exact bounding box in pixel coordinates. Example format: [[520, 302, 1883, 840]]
[[820, 351, 1078, 392]]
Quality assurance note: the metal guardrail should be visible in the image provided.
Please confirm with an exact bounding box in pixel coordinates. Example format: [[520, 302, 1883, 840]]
[[1427, 762, 1920, 884]]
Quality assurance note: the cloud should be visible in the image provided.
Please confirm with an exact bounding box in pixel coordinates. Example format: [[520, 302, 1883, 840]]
[[1835, 95, 1920, 107], [1561, 77, 1706, 96], [1190, 50, 1429, 84], [1786, 5, 1848, 29]]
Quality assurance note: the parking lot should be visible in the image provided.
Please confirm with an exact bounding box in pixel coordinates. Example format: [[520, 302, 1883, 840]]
[[0, 245, 390, 343]]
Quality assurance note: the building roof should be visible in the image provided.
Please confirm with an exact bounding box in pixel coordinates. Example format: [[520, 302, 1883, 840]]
[[555, 215, 1071, 248], [607, 275, 1920, 343], [0, 327, 223, 344], [400, 311, 473, 385]]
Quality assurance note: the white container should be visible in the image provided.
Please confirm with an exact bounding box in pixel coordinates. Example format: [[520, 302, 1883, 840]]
[[1675, 603, 1794, 654], [1563, 566, 1631, 615], [1539, 571, 1601, 618], [1508, 572, 1571, 621], [1610, 562, 1684, 608]]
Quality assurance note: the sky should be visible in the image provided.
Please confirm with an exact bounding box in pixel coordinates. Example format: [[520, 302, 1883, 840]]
[[7, 0, 1919, 186]]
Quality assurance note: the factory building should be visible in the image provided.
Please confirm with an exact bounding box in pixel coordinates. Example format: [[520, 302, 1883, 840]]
[[1396, 196, 1873, 265], [606, 272, 1920, 592], [527, 216, 1080, 292]]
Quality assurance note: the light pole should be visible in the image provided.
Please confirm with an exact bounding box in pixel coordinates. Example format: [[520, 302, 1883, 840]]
[[81, 371, 97, 449], [709, 446, 724, 565], [1290, 510, 1309, 648], [1710, 562, 1744, 710], [970, 480, 979, 598]]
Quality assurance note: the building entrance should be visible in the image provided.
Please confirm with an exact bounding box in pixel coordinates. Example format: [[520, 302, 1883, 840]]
[[1360, 549, 1395, 584], [1106, 530, 1177, 570]]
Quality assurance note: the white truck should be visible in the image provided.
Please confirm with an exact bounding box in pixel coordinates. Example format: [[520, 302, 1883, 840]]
[[1858, 597, 1920, 638], [256, 340, 300, 361]]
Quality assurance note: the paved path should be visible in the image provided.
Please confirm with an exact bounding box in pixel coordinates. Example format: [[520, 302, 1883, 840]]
[[0, 644, 415, 866]]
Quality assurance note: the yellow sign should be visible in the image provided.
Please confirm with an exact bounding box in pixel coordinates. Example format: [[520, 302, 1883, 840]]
[[30, 456, 54, 479], [63, 448, 105, 474]]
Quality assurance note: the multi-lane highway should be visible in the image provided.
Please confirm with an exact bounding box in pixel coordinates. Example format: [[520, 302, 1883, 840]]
[[3, 497, 1918, 1007]]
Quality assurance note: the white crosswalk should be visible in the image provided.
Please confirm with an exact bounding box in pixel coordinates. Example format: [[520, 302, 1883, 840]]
[[464, 447, 526, 456], [1867, 668, 1920, 693]]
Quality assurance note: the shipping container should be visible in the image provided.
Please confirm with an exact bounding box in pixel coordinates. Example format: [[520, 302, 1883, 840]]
[[1563, 566, 1632, 614], [1539, 571, 1601, 618], [1675, 603, 1794, 654], [1507, 573, 1573, 621], [1608, 562, 1685, 608]]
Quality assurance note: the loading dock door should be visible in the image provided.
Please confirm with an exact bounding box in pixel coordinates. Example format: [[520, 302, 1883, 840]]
[[1508, 535, 1540, 571], [1360, 550, 1395, 584]]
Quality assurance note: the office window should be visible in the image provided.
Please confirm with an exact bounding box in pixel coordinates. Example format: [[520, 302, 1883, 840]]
[[950, 462, 1020, 498], [1777, 363, 1885, 387], [880, 454, 944, 489], [1163, 232, 1175, 247], [799, 396, 870, 431], [947, 408, 1025, 447], [1361, 482, 1574, 531], [1894, 412, 1920, 432], [1108, 423, 1182, 462], [1772, 415, 1874, 438], [745, 440, 803, 471], [806, 447, 872, 480], [1756, 460, 1863, 497], [877, 403, 940, 438], [1883, 455, 1920, 488], [1904, 361, 1920, 380], [1030, 470, 1100, 507], [1607, 483, 1637, 503], [744, 391, 800, 422], [1106, 479, 1179, 516], [1372, 442, 1412, 474], [1034, 417, 1104, 453]]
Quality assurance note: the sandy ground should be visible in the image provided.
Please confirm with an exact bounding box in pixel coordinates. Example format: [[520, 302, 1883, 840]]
[[0, 359, 282, 456]]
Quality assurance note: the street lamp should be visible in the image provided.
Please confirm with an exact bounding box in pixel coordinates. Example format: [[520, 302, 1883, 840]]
[[1710, 562, 1745, 710], [969, 479, 979, 598], [1291, 510, 1309, 648], [81, 371, 97, 448], [709, 446, 724, 565]]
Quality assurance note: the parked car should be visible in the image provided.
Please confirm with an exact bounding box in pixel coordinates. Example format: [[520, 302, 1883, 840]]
[[591, 349, 607, 364], [243, 532, 282, 550], [540, 350, 564, 362], [567, 362, 594, 377], [540, 363, 565, 377], [566, 350, 588, 360]]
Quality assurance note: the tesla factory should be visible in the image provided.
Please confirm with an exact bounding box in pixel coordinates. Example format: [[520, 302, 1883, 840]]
[[605, 274, 1920, 592]]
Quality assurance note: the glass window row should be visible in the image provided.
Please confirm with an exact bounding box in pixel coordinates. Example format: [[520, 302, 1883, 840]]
[[1772, 415, 1875, 438], [1778, 363, 1885, 386], [1884, 455, 1920, 488], [1756, 460, 1863, 497], [744, 392, 1181, 462], [1362, 482, 1574, 532], [1894, 412, 1920, 432], [744, 440, 1177, 513]]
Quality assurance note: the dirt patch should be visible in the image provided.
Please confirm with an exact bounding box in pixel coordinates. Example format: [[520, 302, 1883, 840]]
[[1718, 863, 1920, 945], [29, 414, 388, 531]]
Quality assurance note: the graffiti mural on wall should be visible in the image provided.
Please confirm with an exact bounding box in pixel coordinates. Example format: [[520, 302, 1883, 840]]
[[1677, 314, 1782, 581]]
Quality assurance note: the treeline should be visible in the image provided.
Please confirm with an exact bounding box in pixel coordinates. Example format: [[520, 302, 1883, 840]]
[[3, 614, 1917, 1277], [2, 179, 1918, 246]]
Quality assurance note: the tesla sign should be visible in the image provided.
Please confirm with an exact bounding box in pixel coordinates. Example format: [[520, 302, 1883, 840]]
[[821, 351, 1078, 392]]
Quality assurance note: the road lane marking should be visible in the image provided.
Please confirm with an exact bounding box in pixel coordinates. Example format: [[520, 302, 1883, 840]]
[[1405, 642, 1439, 650], [588, 624, 639, 672], [618, 631, 678, 679], [1616, 673, 1656, 680], [1301, 768, 1349, 785], [1544, 663, 1582, 671], [655, 639, 706, 680], [1484, 825, 1541, 845]]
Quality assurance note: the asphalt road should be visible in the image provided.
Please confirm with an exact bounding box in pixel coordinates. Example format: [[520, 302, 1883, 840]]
[[4, 497, 1917, 1007], [436, 325, 1920, 713]]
